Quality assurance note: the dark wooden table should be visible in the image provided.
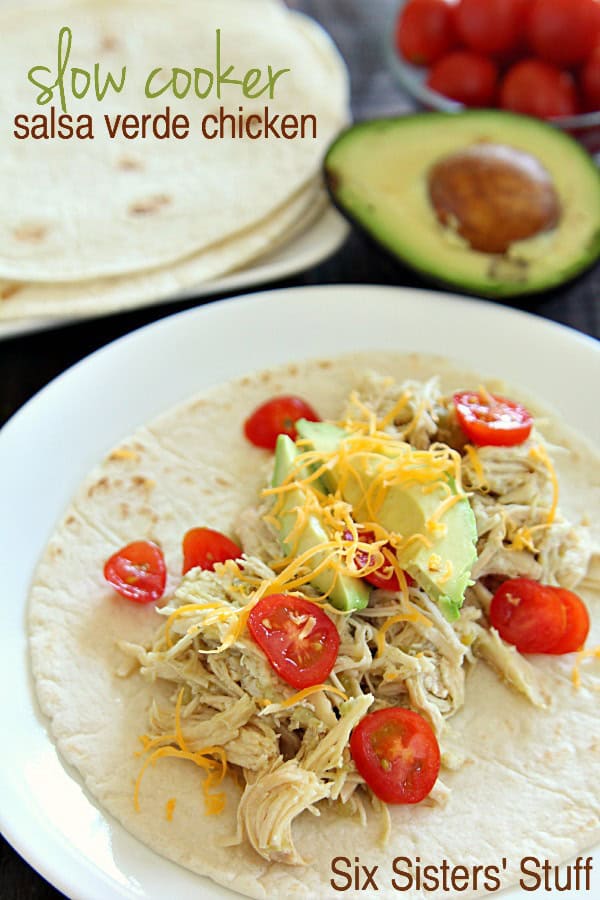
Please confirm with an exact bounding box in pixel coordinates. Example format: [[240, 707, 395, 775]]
[[1, 2, 598, 898]]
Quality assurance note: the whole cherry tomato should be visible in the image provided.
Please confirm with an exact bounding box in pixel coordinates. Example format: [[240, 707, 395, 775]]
[[454, 0, 530, 57], [350, 708, 441, 804], [582, 45, 600, 111], [489, 578, 567, 653], [453, 391, 533, 446], [528, 0, 600, 68], [247, 593, 340, 689], [104, 540, 166, 604], [182, 527, 241, 574], [499, 60, 578, 119], [396, 0, 457, 66], [545, 588, 590, 654], [244, 396, 320, 451], [426, 51, 499, 107]]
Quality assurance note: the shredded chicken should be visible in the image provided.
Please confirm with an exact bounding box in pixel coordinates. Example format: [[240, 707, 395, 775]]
[[120, 373, 593, 866]]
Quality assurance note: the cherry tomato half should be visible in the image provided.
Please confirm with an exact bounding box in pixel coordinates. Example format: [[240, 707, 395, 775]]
[[426, 51, 498, 107], [499, 60, 578, 119], [182, 527, 241, 575], [343, 529, 414, 591], [489, 578, 567, 653], [244, 396, 320, 451], [247, 593, 340, 689], [104, 540, 166, 604], [582, 45, 600, 111], [454, 0, 529, 57], [546, 588, 590, 654], [350, 708, 440, 804], [453, 391, 533, 446], [528, 0, 600, 68], [396, 0, 457, 67]]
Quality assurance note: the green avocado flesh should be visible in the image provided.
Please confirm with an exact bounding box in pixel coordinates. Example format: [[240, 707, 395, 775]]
[[324, 111, 600, 298], [295, 420, 477, 620], [272, 434, 370, 612]]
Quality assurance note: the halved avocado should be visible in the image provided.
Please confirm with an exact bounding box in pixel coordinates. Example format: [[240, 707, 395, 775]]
[[324, 111, 600, 298]]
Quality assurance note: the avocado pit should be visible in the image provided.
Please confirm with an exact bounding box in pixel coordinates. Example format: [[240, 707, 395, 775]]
[[428, 143, 561, 255]]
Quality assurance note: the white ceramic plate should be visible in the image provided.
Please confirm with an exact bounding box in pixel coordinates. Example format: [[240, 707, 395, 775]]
[[0, 206, 348, 341], [1, 285, 598, 900]]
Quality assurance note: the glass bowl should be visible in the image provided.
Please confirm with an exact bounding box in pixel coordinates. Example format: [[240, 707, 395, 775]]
[[386, 0, 600, 156]]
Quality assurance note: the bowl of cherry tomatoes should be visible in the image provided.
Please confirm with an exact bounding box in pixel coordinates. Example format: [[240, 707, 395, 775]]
[[388, 0, 600, 154]]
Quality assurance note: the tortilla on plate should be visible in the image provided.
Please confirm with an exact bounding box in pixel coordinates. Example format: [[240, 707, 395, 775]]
[[29, 353, 600, 899]]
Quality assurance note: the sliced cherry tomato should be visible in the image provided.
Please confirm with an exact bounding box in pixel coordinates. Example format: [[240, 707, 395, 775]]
[[528, 0, 600, 68], [350, 708, 440, 804], [454, 0, 529, 57], [396, 0, 457, 67], [453, 390, 533, 447], [582, 45, 600, 111], [247, 593, 340, 689], [244, 395, 320, 451], [546, 588, 590, 654], [426, 51, 499, 107], [182, 527, 241, 574], [104, 540, 166, 604], [343, 529, 414, 591], [489, 578, 567, 653], [499, 60, 578, 119]]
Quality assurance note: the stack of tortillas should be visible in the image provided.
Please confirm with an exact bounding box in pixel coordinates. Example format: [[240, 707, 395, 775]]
[[0, 0, 349, 323]]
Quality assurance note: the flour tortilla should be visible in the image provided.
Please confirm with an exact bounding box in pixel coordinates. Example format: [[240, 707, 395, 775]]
[[0, 0, 349, 281], [0, 181, 329, 321], [28, 353, 600, 900]]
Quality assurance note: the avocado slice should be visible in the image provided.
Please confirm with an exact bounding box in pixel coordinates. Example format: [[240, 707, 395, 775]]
[[325, 111, 600, 298], [295, 420, 477, 620], [271, 434, 369, 612], [295, 418, 347, 493]]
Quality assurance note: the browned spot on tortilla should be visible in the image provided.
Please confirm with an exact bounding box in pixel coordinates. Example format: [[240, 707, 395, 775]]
[[117, 156, 144, 172], [87, 476, 110, 497], [288, 364, 298, 376], [129, 195, 171, 216], [318, 361, 332, 370], [100, 34, 119, 51], [119, 502, 130, 517], [49, 545, 63, 559], [260, 372, 271, 383], [215, 476, 231, 487], [0, 282, 23, 301], [182, 475, 194, 485], [65, 515, 76, 526], [13, 223, 48, 243], [131, 475, 156, 492], [140, 506, 159, 523], [240, 377, 251, 386]]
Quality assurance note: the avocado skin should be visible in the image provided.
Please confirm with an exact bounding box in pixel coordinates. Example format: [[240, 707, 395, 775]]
[[296, 421, 477, 620], [271, 434, 369, 612], [324, 110, 600, 299]]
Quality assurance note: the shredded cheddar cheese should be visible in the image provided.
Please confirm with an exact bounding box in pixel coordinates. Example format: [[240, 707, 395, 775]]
[[463, 444, 488, 491], [134, 688, 227, 817], [529, 444, 559, 524], [377, 390, 411, 429], [165, 798, 176, 821], [571, 645, 600, 689], [277, 684, 348, 709]]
